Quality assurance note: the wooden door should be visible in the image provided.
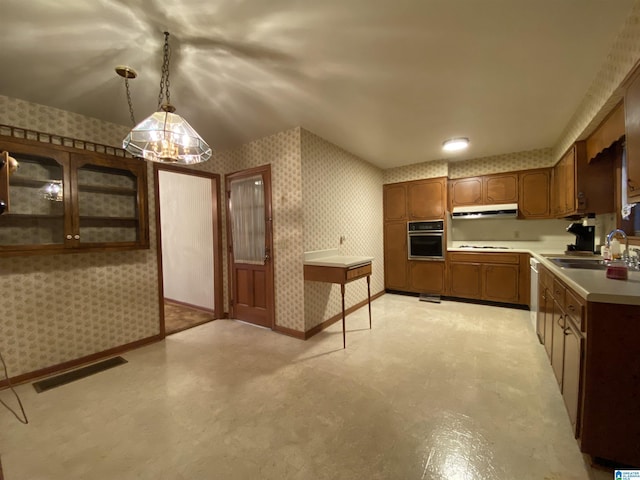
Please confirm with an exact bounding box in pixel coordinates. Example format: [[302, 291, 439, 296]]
[[483, 173, 518, 204], [383, 183, 407, 221], [450, 177, 482, 207], [408, 178, 446, 220], [226, 165, 274, 328], [384, 221, 408, 290], [408, 260, 445, 294], [482, 264, 519, 303], [625, 73, 640, 202], [449, 262, 481, 299], [519, 169, 551, 218]]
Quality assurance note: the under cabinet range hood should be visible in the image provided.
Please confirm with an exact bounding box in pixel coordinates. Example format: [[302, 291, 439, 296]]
[[451, 203, 519, 219]]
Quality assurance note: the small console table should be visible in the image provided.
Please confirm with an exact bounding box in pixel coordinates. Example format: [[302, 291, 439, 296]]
[[303, 252, 373, 348]]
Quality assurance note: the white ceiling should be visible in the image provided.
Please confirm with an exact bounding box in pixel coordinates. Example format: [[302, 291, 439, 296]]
[[0, 0, 636, 169]]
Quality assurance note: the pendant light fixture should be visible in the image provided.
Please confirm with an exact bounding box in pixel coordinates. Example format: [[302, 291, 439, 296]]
[[118, 32, 212, 164]]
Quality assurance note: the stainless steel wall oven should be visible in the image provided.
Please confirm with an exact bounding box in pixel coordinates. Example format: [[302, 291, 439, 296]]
[[407, 220, 445, 260]]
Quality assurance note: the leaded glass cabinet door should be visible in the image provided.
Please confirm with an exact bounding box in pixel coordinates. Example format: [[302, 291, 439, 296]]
[[70, 154, 148, 248], [0, 140, 71, 251]]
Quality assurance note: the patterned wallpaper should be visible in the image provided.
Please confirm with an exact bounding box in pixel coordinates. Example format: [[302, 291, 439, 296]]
[[0, 96, 159, 378], [195, 127, 306, 332], [383, 160, 448, 184], [448, 148, 553, 179], [301, 129, 385, 331], [553, 0, 640, 162]]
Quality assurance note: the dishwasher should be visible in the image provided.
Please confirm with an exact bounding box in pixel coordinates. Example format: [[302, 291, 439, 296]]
[[529, 257, 540, 334]]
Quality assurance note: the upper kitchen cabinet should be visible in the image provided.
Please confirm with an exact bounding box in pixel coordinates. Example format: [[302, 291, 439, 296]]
[[449, 176, 482, 207], [383, 183, 407, 221], [483, 173, 518, 204], [0, 136, 149, 256], [625, 72, 640, 203], [519, 168, 551, 219], [407, 177, 446, 220], [384, 177, 447, 222], [552, 141, 613, 218], [450, 172, 518, 208]]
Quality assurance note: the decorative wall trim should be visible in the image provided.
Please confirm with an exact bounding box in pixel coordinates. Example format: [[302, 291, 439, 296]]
[[304, 290, 385, 340], [0, 123, 132, 157], [0, 334, 162, 389]]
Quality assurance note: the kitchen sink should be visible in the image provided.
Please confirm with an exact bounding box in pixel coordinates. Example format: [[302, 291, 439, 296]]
[[548, 258, 607, 270]]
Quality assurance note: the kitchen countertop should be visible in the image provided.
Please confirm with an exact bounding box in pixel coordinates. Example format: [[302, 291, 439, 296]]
[[448, 247, 640, 305], [303, 249, 374, 268]]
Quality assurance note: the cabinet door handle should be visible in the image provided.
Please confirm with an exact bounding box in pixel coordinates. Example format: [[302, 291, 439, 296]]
[[628, 178, 637, 192], [66, 234, 72, 240], [557, 315, 564, 328], [74, 234, 80, 240], [567, 304, 575, 312], [564, 326, 571, 336]]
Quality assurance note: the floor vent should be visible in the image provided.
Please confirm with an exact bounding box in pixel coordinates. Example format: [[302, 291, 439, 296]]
[[32, 356, 127, 393], [419, 294, 441, 303]]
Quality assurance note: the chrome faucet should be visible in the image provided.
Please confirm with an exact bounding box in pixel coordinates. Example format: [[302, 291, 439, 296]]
[[607, 229, 629, 260]]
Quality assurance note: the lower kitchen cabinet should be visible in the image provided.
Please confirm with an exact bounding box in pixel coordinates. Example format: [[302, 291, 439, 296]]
[[448, 262, 481, 298], [383, 221, 408, 290], [447, 252, 527, 305], [408, 260, 446, 294], [562, 317, 583, 433], [482, 263, 519, 303]]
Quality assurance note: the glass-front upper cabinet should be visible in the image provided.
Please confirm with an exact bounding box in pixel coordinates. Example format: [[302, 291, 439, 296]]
[[0, 137, 148, 255]]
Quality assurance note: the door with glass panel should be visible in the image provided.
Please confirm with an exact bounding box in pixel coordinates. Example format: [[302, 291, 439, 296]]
[[226, 165, 274, 328]]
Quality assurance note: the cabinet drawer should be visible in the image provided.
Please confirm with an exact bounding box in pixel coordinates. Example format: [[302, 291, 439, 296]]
[[347, 263, 371, 281], [565, 288, 585, 331], [448, 252, 520, 264], [552, 278, 566, 308], [539, 265, 553, 290]]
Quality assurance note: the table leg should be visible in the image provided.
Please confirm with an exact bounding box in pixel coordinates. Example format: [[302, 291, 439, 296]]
[[367, 275, 371, 329], [341, 283, 346, 349]]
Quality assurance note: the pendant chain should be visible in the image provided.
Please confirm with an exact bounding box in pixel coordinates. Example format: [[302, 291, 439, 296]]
[[124, 76, 136, 126], [157, 31, 171, 109]]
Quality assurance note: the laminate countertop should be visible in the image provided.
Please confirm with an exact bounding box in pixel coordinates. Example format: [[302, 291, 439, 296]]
[[303, 255, 374, 268]]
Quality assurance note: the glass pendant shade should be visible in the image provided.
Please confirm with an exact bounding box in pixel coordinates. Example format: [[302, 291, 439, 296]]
[[123, 108, 212, 164]]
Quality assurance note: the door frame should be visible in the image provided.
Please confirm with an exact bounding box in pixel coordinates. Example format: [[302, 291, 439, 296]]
[[153, 164, 223, 338], [225, 164, 275, 329]]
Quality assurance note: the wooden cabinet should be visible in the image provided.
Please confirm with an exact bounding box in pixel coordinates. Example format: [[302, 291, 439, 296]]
[[552, 141, 614, 217], [538, 265, 585, 437], [383, 221, 408, 290], [483, 173, 518, 204], [562, 317, 583, 433], [383, 183, 407, 221], [0, 136, 149, 255], [447, 252, 527, 305], [450, 173, 518, 208], [519, 168, 551, 218], [407, 178, 446, 220], [383, 177, 447, 292], [449, 177, 482, 207], [449, 262, 482, 299], [408, 260, 446, 294], [625, 72, 640, 203], [482, 263, 519, 303]]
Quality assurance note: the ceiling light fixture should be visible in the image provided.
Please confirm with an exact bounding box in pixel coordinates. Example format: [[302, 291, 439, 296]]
[[118, 32, 212, 164], [442, 137, 470, 152]]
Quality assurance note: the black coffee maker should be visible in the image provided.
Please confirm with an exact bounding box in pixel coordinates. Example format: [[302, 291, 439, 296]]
[[566, 223, 595, 253]]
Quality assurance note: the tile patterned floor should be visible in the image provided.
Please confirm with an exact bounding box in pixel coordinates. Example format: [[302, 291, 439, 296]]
[[0, 294, 617, 479]]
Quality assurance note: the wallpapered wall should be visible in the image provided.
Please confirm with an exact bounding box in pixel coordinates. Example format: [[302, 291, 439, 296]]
[[301, 129, 384, 331], [0, 95, 160, 378], [194, 127, 307, 333]]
